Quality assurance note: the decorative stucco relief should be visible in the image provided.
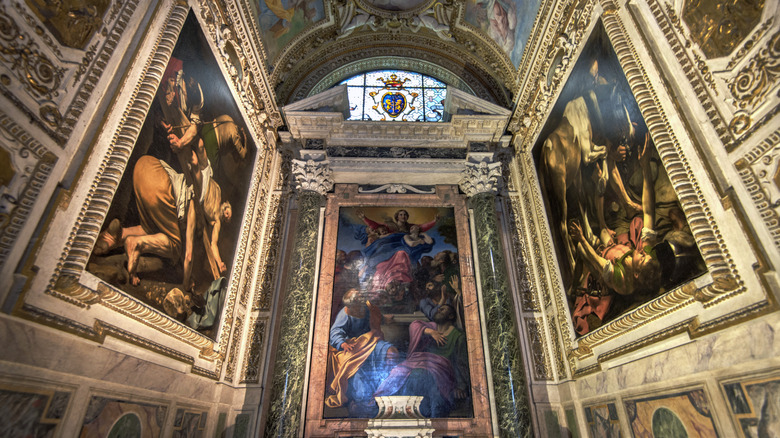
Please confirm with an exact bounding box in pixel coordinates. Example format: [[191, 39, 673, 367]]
[[0, 0, 141, 145], [196, 0, 283, 130], [223, 314, 243, 383], [641, 0, 779, 150], [735, 130, 780, 253], [526, 317, 553, 381], [241, 316, 268, 383], [508, 0, 594, 139], [0, 112, 57, 272]]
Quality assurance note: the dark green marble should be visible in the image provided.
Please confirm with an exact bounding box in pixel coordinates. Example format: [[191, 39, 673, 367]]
[[264, 190, 323, 438], [469, 192, 532, 438]]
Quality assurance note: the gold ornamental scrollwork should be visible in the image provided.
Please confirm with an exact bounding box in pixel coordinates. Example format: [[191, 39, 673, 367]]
[[0, 5, 64, 100], [729, 30, 780, 110]]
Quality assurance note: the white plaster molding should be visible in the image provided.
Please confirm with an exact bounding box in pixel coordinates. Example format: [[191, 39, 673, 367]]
[[460, 154, 502, 196], [291, 155, 334, 195]]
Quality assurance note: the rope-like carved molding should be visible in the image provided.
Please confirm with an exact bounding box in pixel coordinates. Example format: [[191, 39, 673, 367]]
[[601, 10, 743, 305], [0, 111, 57, 271], [97, 283, 212, 350], [508, 0, 595, 139], [506, 193, 539, 311], [547, 315, 568, 380], [223, 314, 243, 383], [735, 130, 780, 253]]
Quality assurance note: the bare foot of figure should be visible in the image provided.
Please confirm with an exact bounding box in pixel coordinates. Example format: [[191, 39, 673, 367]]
[[125, 236, 142, 286], [94, 219, 122, 255]]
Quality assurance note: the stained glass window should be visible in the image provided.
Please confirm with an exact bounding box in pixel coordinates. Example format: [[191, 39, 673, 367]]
[[339, 70, 447, 122]]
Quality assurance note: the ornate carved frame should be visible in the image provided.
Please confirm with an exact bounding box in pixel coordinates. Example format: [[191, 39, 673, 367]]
[[506, 3, 775, 377], [14, 0, 281, 380], [304, 184, 494, 436]]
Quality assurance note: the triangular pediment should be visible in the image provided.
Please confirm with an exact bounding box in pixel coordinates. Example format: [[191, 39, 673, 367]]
[[282, 85, 351, 119]]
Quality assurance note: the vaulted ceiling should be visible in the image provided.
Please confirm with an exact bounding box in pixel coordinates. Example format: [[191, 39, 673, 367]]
[[247, 0, 545, 108]]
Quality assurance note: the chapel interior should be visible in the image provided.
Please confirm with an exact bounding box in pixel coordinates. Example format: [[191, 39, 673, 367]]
[[0, 0, 778, 436]]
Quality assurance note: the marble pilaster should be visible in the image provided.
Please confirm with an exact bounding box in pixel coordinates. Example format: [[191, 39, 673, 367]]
[[462, 156, 532, 438], [265, 155, 332, 437]]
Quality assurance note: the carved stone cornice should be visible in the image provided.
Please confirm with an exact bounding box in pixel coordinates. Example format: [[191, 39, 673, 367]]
[[291, 153, 334, 195], [459, 153, 501, 196]]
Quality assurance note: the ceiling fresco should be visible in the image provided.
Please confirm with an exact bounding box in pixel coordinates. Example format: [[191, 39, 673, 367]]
[[464, 0, 543, 67], [251, 0, 546, 107]]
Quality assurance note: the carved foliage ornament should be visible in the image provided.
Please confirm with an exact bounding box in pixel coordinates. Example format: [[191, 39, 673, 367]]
[[291, 158, 334, 195], [459, 159, 501, 196], [729, 30, 780, 110]]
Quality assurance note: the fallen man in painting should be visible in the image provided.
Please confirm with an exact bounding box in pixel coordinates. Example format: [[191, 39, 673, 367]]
[[93, 155, 232, 291]]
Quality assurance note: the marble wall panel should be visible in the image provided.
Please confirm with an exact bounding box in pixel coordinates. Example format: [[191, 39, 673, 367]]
[[723, 375, 780, 437], [233, 412, 251, 438], [79, 396, 168, 437], [172, 408, 208, 438], [565, 407, 581, 438], [624, 389, 719, 437], [0, 385, 71, 437], [583, 402, 622, 438]]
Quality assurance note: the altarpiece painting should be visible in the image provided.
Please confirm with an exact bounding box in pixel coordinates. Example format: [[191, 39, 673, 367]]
[[85, 13, 256, 339], [305, 186, 493, 436], [533, 23, 707, 336]]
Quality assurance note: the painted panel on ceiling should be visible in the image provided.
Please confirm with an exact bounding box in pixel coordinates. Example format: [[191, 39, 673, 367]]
[[257, 0, 325, 62], [465, 0, 542, 67]]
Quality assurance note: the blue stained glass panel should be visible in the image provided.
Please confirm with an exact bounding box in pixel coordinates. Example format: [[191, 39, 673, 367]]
[[339, 70, 446, 122], [423, 76, 446, 88]]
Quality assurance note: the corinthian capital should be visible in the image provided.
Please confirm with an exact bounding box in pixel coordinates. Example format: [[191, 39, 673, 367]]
[[291, 153, 334, 195], [459, 154, 502, 197]]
